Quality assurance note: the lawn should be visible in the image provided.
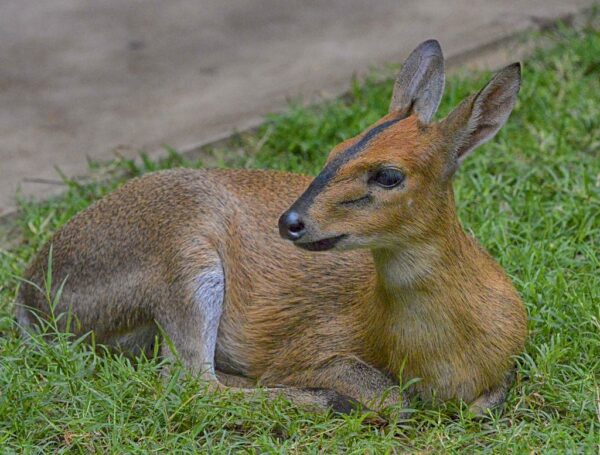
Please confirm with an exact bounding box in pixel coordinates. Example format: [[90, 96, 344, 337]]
[[1, 21, 599, 453]]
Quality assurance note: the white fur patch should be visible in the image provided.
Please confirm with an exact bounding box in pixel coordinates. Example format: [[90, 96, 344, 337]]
[[377, 243, 440, 289], [193, 267, 225, 377]]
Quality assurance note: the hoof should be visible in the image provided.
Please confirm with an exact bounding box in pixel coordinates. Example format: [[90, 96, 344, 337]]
[[320, 389, 362, 415], [362, 413, 389, 427]]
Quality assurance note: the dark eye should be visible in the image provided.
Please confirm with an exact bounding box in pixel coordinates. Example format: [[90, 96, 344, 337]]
[[371, 168, 405, 188]]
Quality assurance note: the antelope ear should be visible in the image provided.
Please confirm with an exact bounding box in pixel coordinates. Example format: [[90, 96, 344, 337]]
[[441, 63, 521, 171], [389, 39, 445, 123]]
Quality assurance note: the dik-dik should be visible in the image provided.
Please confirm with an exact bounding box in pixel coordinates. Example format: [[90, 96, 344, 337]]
[[17, 40, 527, 418]]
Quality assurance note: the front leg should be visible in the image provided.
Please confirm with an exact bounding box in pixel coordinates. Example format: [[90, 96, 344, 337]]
[[278, 357, 408, 420], [468, 368, 515, 416]]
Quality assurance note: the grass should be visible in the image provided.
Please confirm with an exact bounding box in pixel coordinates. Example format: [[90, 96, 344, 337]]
[[1, 21, 599, 453]]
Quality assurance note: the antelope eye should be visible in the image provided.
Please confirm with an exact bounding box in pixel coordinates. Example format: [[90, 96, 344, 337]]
[[371, 168, 405, 188]]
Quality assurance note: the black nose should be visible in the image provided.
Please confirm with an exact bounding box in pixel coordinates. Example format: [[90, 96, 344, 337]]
[[278, 210, 306, 241]]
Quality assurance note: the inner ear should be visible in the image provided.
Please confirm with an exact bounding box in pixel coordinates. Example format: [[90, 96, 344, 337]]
[[441, 62, 521, 172], [389, 39, 445, 123]]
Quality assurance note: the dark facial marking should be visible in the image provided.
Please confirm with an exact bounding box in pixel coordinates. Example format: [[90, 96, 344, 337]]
[[289, 115, 404, 213], [339, 194, 372, 207]]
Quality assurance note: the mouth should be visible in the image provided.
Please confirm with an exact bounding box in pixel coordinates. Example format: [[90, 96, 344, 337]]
[[294, 234, 347, 252]]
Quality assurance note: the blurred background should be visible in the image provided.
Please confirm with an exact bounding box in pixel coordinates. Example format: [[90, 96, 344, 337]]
[[0, 0, 594, 216]]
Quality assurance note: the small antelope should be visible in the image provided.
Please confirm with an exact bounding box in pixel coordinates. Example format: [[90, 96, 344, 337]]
[[17, 40, 527, 419]]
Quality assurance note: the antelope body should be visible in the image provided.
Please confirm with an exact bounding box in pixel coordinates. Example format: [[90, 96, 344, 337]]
[[17, 41, 527, 418]]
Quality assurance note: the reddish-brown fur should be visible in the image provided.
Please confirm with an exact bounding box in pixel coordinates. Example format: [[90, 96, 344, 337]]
[[17, 41, 527, 419]]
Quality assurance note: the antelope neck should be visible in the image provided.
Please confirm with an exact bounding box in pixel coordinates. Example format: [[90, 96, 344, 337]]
[[371, 219, 467, 297]]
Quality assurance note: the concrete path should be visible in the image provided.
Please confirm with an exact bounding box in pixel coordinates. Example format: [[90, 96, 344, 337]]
[[0, 0, 595, 215]]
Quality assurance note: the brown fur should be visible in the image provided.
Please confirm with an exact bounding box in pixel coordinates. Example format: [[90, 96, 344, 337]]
[[16, 42, 527, 420]]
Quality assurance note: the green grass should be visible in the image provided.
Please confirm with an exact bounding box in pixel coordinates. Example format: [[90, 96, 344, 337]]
[[1, 22, 599, 453]]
